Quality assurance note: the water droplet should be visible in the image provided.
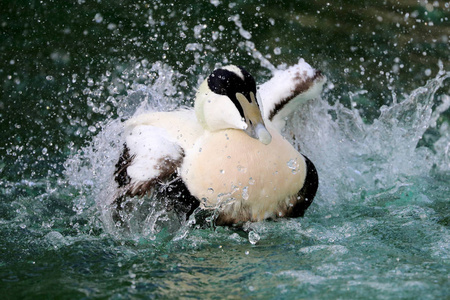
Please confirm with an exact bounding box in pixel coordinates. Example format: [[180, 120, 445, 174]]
[[274, 47, 281, 55], [107, 23, 117, 30], [245, 250, 250, 255], [210, 0, 220, 7], [207, 188, 214, 194], [220, 169, 225, 174], [248, 177, 255, 185], [237, 165, 247, 173], [242, 186, 249, 200], [248, 231, 260, 245], [44, 231, 68, 248], [93, 13, 103, 23], [287, 159, 299, 174]]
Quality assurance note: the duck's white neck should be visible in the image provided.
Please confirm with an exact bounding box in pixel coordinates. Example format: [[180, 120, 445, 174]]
[[195, 80, 247, 132]]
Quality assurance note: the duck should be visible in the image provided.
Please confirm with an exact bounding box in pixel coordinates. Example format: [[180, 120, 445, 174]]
[[111, 59, 326, 227]]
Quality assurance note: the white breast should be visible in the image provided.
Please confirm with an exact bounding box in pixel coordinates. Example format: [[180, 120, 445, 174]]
[[180, 125, 306, 222]]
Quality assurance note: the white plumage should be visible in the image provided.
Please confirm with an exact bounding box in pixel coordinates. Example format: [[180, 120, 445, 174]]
[[259, 59, 326, 130], [126, 125, 182, 182]]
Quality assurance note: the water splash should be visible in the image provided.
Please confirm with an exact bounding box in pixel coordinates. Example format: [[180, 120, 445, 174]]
[[288, 71, 450, 208], [64, 57, 449, 240]]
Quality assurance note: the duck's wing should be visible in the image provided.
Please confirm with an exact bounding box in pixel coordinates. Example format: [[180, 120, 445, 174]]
[[113, 110, 202, 221], [115, 124, 184, 197], [124, 109, 203, 150], [258, 59, 326, 131]]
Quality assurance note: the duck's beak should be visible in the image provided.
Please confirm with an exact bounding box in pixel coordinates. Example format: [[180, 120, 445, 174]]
[[252, 122, 272, 145], [236, 92, 272, 145]]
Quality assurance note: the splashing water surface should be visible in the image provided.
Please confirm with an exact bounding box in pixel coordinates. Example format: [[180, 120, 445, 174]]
[[60, 64, 450, 298]]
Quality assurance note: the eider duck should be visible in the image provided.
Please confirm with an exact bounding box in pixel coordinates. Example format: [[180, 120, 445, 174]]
[[112, 59, 326, 227]]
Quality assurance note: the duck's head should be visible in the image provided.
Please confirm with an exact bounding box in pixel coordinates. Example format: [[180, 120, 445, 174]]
[[195, 65, 272, 145]]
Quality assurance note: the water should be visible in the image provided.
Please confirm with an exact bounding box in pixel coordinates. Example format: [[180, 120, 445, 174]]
[[1, 1, 449, 299]]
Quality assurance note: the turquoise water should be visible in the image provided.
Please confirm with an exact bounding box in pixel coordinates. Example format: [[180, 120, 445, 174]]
[[1, 1, 449, 299]]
